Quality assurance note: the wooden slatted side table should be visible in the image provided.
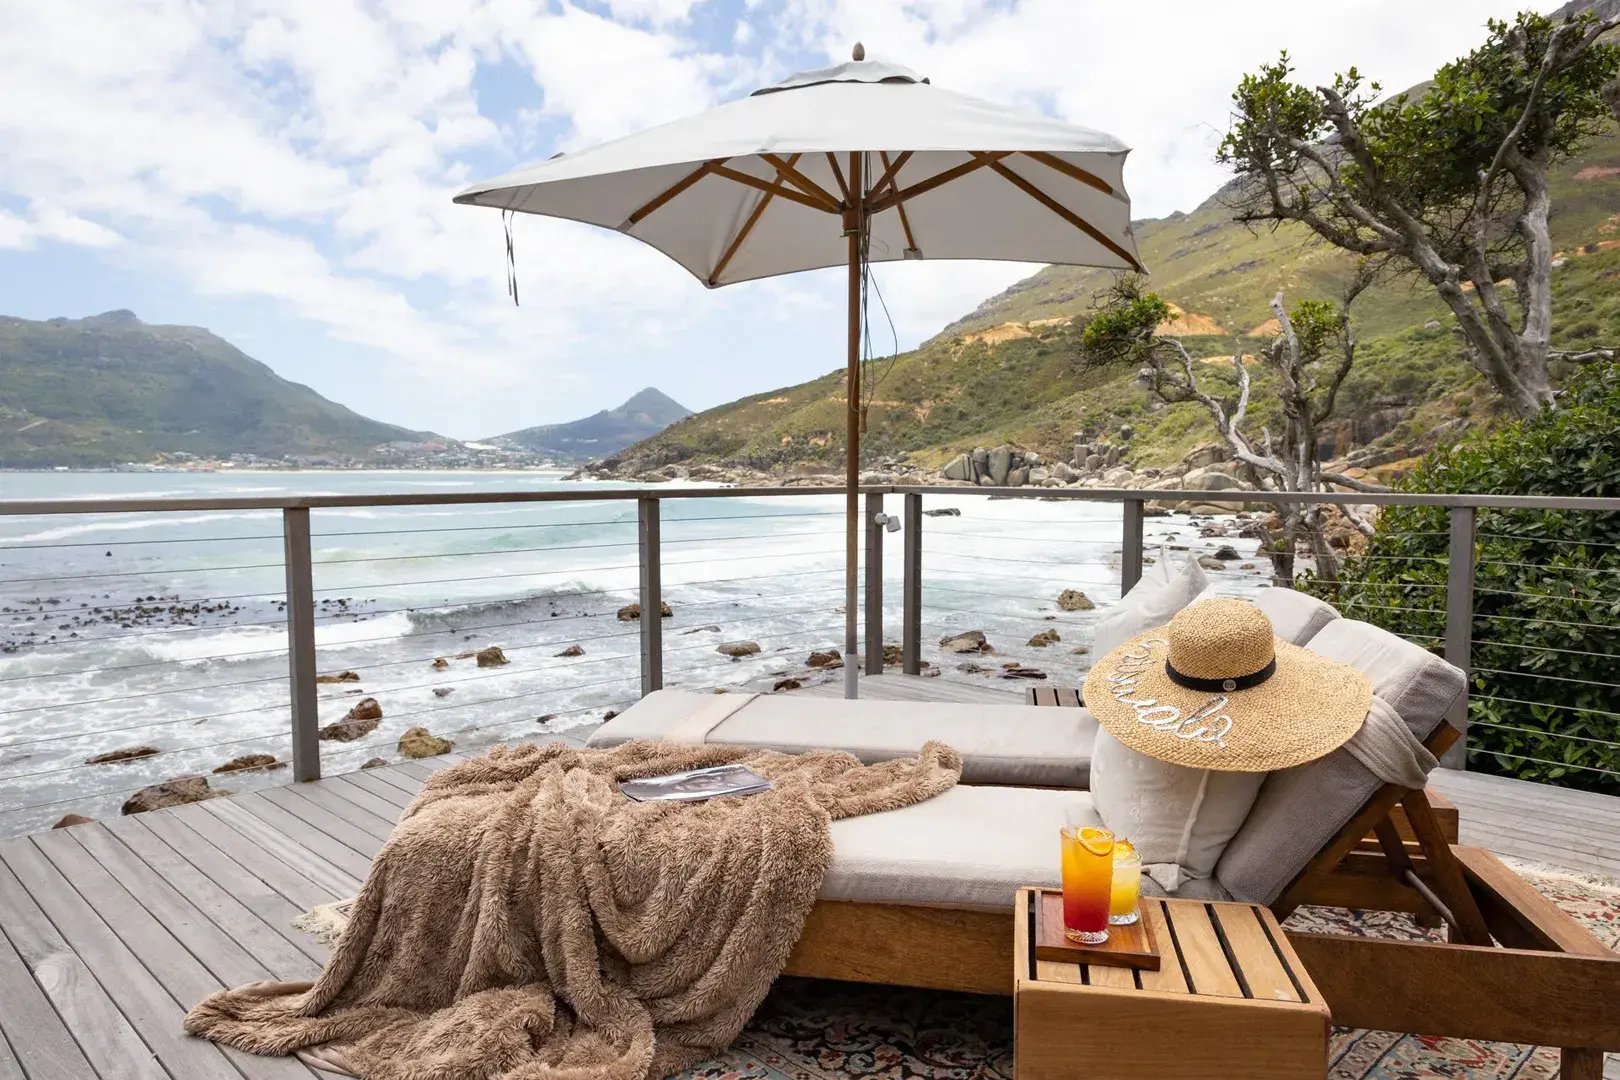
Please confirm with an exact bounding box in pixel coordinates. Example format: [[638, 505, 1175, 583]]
[[1013, 888, 1331, 1080]]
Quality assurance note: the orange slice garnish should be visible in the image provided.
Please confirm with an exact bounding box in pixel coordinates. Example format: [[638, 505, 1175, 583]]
[[1113, 838, 1137, 860], [1078, 826, 1114, 857]]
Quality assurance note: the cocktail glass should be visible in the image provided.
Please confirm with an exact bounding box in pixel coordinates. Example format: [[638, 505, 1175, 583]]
[[1060, 825, 1114, 944], [1110, 839, 1141, 925]]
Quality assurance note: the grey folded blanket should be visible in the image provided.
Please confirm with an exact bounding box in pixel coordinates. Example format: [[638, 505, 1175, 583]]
[[184, 738, 962, 1079]]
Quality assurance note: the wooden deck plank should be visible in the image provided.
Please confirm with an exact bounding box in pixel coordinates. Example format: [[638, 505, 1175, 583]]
[[275, 784, 394, 843], [0, 853, 165, 1080], [305, 775, 404, 826], [251, 786, 387, 858], [198, 798, 366, 896], [334, 769, 414, 809], [0, 837, 255, 1080], [26, 829, 316, 1080], [132, 812, 327, 968], [359, 765, 424, 798], [101, 816, 321, 981], [0, 1032, 23, 1080], [163, 804, 339, 914], [0, 866, 116, 1080]]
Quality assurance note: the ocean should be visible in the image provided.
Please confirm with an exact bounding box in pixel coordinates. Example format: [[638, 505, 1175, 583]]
[[0, 470, 1264, 836]]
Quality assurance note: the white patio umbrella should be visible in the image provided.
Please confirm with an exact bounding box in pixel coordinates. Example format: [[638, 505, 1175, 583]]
[[454, 48, 1141, 698]]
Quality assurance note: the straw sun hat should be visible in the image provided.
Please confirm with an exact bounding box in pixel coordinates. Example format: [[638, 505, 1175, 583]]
[[1082, 597, 1373, 772]]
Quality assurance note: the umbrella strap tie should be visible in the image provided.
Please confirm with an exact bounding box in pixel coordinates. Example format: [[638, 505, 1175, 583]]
[[503, 208, 520, 307]]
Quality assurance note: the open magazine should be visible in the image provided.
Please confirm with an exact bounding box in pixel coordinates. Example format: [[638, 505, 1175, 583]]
[[618, 764, 773, 803]]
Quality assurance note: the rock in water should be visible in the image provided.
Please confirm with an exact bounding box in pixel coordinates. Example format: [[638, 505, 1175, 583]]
[[320, 697, 383, 741], [883, 643, 902, 667], [213, 753, 282, 774], [1028, 629, 1061, 647], [475, 646, 509, 667], [616, 601, 674, 621], [773, 678, 802, 692], [398, 727, 454, 758], [432, 687, 454, 698], [716, 640, 761, 659], [806, 649, 843, 668], [1055, 589, 1095, 612], [361, 758, 388, 769], [1212, 545, 1241, 561], [53, 813, 93, 829], [85, 745, 160, 765], [122, 777, 229, 815], [315, 670, 361, 684], [431, 657, 449, 670], [938, 630, 990, 653], [1197, 555, 1227, 571], [555, 644, 585, 657]]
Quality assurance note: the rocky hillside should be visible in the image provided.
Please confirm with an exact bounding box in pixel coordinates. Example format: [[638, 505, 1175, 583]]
[[490, 387, 690, 462], [0, 311, 438, 467], [601, 89, 1620, 486]]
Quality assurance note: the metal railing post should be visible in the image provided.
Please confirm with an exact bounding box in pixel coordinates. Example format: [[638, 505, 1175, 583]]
[[864, 492, 884, 675], [282, 507, 320, 782], [1442, 506, 1476, 769], [902, 492, 922, 675], [638, 497, 663, 695], [1121, 498, 1145, 595]]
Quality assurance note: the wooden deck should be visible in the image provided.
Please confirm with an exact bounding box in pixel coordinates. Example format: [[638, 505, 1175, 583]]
[[0, 686, 1617, 1078]]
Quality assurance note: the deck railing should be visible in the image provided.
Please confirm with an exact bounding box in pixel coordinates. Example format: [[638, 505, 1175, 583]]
[[2, 482, 1617, 834]]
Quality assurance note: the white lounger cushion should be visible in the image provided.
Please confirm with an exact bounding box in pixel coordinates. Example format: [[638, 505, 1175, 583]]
[[821, 785, 1087, 910], [587, 688, 1097, 788]]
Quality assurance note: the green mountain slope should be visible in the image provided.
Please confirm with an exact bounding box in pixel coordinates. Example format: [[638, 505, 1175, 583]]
[[0, 310, 437, 467], [491, 387, 691, 462], [612, 122, 1620, 477]]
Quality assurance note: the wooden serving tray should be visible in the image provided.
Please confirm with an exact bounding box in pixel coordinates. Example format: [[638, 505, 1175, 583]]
[[1032, 889, 1161, 970]]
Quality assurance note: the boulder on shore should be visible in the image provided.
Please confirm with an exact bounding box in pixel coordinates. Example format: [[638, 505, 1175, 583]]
[[53, 813, 94, 829], [213, 753, 282, 774], [85, 745, 160, 765], [617, 601, 674, 621], [122, 777, 229, 816], [555, 644, 585, 657], [475, 646, 509, 667], [1055, 589, 1095, 612], [1197, 555, 1227, 571], [398, 727, 454, 759], [883, 643, 903, 667], [773, 678, 802, 692], [315, 671, 361, 684], [716, 640, 761, 659], [361, 758, 388, 769], [806, 649, 843, 668], [431, 657, 449, 670], [1028, 629, 1061, 648], [1211, 544, 1241, 561], [938, 630, 990, 654]]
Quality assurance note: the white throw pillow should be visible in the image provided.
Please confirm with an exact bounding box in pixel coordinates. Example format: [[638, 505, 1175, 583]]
[[1090, 552, 1209, 659], [1090, 727, 1265, 893]]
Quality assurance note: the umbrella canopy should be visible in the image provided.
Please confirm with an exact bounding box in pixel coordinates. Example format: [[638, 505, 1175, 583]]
[[455, 51, 1141, 698], [455, 58, 1139, 285]]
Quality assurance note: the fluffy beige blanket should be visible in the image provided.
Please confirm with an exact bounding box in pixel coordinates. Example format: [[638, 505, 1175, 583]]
[[184, 738, 961, 1079]]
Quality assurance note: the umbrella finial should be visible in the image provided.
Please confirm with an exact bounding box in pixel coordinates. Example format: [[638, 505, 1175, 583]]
[[852, 42, 865, 62]]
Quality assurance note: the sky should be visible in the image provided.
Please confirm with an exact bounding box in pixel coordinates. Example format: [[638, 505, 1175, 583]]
[[0, 0, 1542, 440]]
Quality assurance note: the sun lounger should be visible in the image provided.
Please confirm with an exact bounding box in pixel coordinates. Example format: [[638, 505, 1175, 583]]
[[598, 601, 1620, 1070]]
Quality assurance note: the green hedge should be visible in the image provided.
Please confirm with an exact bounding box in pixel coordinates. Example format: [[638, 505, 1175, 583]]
[[1315, 362, 1620, 794]]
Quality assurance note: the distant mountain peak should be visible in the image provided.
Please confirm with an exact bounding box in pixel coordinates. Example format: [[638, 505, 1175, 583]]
[[80, 309, 143, 327], [490, 387, 692, 462]]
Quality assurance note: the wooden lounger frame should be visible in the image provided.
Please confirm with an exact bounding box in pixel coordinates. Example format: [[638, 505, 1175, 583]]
[[783, 722, 1620, 1076]]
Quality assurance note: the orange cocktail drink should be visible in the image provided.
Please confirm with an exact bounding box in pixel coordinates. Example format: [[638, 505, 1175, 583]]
[[1060, 825, 1114, 944], [1110, 839, 1141, 925]]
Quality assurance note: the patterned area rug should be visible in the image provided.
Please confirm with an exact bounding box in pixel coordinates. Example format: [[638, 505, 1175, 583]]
[[298, 857, 1619, 1079]]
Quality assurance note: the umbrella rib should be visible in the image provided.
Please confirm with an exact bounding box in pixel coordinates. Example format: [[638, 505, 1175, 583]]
[[625, 159, 727, 227], [709, 163, 840, 214], [866, 152, 1008, 215], [760, 154, 842, 211], [878, 151, 918, 252], [974, 153, 1142, 270], [1022, 151, 1116, 196], [824, 154, 852, 203], [869, 150, 912, 202], [708, 154, 799, 285]]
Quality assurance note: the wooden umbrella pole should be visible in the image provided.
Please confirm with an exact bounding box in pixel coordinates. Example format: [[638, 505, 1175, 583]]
[[843, 151, 864, 699]]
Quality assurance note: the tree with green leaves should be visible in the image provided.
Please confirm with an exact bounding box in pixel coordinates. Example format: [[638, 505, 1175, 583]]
[[1219, 9, 1620, 419], [1082, 275, 1385, 581]]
